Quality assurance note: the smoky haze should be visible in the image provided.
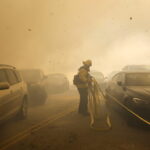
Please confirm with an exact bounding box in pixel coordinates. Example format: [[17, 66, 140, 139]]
[[0, 0, 150, 78]]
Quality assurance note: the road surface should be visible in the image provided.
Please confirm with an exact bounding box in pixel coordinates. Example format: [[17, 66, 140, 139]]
[[0, 89, 149, 150]]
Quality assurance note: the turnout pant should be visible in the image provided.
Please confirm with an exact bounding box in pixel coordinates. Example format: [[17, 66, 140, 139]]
[[77, 88, 88, 114]]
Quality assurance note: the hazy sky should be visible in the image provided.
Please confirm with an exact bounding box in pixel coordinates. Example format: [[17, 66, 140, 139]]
[[0, 0, 150, 76]]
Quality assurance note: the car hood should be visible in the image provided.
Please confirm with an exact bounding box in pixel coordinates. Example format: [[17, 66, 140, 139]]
[[127, 86, 150, 97]]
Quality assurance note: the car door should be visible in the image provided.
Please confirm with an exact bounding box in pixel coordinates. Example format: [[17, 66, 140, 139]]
[[0, 69, 12, 121], [5, 69, 22, 114], [107, 74, 119, 97], [112, 73, 125, 100]]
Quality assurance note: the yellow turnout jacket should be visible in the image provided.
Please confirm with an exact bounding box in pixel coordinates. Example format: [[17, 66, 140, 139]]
[[76, 66, 91, 88]]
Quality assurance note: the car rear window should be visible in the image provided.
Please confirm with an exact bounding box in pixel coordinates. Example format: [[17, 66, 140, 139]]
[[20, 70, 43, 83]]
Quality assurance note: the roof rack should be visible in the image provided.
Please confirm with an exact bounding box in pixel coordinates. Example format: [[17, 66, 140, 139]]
[[0, 64, 16, 69]]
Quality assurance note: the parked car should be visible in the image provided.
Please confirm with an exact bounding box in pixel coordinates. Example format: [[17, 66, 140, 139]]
[[20, 69, 48, 105], [90, 71, 104, 85], [122, 65, 150, 72], [45, 73, 69, 94], [107, 71, 120, 80], [106, 71, 150, 124], [90, 70, 105, 92], [104, 71, 120, 91], [0, 64, 28, 123]]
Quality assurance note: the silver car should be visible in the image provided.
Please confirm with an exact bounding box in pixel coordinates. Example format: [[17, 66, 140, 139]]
[[106, 71, 150, 124], [0, 64, 28, 123]]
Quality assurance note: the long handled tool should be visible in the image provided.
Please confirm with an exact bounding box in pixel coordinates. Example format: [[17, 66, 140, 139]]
[[88, 78, 111, 131]]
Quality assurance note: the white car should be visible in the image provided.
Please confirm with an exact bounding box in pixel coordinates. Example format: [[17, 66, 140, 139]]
[[0, 64, 28, 123]]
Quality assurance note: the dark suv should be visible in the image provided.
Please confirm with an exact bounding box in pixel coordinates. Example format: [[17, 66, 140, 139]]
[[20, 69, 48, 105], [0, 64, 28, 123], [106, 71, 150, 123]]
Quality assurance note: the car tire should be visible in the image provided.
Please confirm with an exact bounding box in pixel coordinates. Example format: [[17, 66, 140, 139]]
[[17, 97, 28, 120]]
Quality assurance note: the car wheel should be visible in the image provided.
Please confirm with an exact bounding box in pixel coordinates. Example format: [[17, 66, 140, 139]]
[[17, 98, 28, 119]]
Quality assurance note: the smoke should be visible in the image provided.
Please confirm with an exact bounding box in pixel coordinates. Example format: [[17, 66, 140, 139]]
[[101, 33, 150, 74], [0, 0, 150, 78]]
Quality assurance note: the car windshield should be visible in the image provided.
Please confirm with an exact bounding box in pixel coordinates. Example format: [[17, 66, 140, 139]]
[[125, 73, 150, 86]]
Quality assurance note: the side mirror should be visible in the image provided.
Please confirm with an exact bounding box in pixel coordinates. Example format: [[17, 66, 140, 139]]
[[0, 82, 10, 90], [117, 81, 122, 86]]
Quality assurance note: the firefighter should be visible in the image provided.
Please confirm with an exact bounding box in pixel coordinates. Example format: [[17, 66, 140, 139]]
[[75, 60, 92, 115]]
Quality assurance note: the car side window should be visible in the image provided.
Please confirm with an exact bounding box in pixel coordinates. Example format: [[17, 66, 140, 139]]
[[0, 69, 8, 83], [6, 69, 19, 85]]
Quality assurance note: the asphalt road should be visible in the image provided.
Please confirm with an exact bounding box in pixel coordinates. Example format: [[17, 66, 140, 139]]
[[0, 89, 149, 150]]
